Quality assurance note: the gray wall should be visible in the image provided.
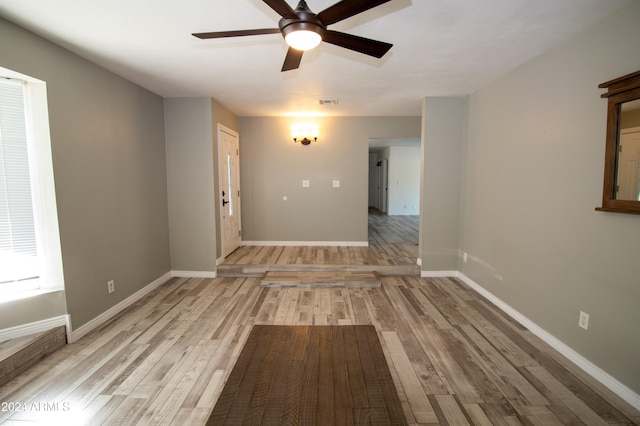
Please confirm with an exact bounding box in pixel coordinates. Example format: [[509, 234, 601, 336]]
[[239, 116, 421, 242], [462, 2, 640, 394], [164, 97, 238, 271], [0, 18, 170, 329], [420, 97, 466, 271], [164, 98, 216, 272]]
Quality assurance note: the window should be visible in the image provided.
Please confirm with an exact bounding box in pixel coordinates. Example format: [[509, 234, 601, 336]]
[[0, 78, 40, 292], [0, 68, 64, 300]]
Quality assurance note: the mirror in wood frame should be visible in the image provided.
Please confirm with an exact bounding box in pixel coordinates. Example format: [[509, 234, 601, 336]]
[[597, 70, 640, 214]]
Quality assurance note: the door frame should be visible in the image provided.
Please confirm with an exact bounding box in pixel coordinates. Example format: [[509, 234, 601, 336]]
[[217, 123, 241, 261]]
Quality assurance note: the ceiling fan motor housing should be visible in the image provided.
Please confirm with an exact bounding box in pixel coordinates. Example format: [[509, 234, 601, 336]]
[[278, 2, 326, 43]]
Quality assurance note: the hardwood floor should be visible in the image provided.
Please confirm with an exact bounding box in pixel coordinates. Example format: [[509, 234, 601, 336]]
[[1, 212, 638, 425], [1, 276, 638, 425]]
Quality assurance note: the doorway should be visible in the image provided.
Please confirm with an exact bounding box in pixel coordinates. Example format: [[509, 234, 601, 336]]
[[368, 138, 420, 249]]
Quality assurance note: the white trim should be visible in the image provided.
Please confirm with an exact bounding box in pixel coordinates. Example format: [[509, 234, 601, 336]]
[[0, 314, 69, 342], [170, 270, 217, 279], [421, 270, 458, 277], [68, 272, 172, 343], [242, 241, 369, 247], [456, 272, 640, 411]]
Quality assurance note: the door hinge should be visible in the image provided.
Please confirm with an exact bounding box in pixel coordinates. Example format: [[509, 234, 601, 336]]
[[619, 145, 623, 153], [236, 148, 239, 155], [239, 229, 242, 237]]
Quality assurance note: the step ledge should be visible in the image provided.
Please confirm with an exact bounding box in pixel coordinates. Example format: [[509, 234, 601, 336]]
[[260, 271, 381, 288], [218, 264, 419, 277]]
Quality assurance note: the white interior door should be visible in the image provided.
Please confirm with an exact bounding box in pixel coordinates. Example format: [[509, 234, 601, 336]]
[[218, 125, 241, 258], [616, 128, 640, 201]]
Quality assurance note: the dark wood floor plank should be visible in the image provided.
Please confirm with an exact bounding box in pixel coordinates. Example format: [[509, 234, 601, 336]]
[[332, 326, 354, 417], [298, 327, 320, 426], [244, 326, 290, 424], [279, 326, 311, 424], [316, 326, 336, 425], [344, 326, 369, 409], [258, 327, 300, 424]]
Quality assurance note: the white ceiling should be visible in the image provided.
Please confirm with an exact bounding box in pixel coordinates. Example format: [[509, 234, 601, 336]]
[[0, 0, 632, 116]]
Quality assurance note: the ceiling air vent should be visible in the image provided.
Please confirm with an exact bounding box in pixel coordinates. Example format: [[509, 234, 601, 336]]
[[319, 99, 339, 105]]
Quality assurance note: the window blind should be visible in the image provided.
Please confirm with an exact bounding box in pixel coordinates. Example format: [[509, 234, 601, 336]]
[[0, 78, 39, 285]]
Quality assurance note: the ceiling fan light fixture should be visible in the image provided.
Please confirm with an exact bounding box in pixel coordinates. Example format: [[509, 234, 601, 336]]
[[281, 20, 324, 51], [285, 29, 322, 51]]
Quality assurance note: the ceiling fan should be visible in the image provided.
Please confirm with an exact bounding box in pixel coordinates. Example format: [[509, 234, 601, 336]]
[[192, 0, 393, 72]]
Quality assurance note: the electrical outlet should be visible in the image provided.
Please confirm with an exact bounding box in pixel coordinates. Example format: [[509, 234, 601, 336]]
[[463, 253, 468, 263], [107, 280, 115, 294], [578, 311, 589, 330]]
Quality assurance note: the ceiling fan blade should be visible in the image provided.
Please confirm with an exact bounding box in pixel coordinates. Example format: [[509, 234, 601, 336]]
[[317, 0, 391, 25], [192, 28, 281, 39], [282, 47, 304, 71], [322, 30, 392, 58], [263, 0, 299, 19]]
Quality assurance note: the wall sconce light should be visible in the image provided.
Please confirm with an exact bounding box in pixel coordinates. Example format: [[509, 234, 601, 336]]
[[294, 136, 317, 145], [291, 124, 319, 145]]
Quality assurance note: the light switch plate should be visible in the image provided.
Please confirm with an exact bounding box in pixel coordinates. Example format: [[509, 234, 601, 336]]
[[332, 180, 340, 188], [302, 180, 310, 188]]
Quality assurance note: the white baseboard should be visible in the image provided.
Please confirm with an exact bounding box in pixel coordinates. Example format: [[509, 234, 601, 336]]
[[421, 270, 458, 277], [171, 270, 217, 279], [242, 241, 369, 247], [455, 272, 640, 411], [68, 272, 172, 343], [0, 315, 70, 342]]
